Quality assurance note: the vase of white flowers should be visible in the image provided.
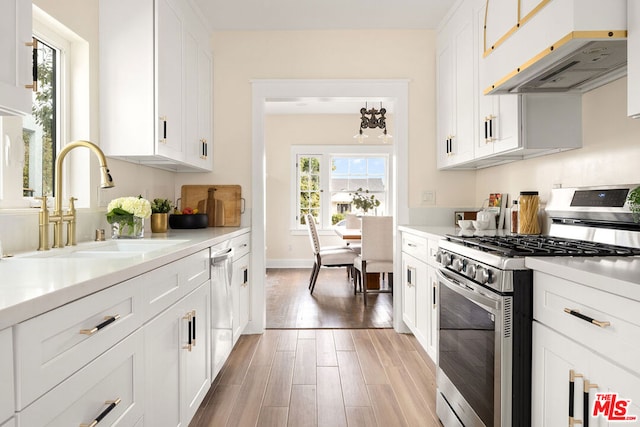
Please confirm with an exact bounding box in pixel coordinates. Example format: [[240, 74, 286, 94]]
[[106, 196, 152, 239]]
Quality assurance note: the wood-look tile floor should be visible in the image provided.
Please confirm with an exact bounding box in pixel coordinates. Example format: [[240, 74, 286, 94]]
[[266, 268, 393, 329], [189, 329, 441, 427]]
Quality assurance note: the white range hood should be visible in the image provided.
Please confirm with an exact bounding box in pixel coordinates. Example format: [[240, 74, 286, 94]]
[[481, 0, 628, 95]]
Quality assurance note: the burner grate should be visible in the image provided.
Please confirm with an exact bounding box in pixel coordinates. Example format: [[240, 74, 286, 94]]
[[446, 235, 640, 258]]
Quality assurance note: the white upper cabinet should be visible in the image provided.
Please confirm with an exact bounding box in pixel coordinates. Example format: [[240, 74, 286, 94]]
[[438, 0, 583, 170], [0, 0, 32, 116], [629, 1, 640, 118], [99, 0, 213, 172], [436, 0, 479, 169]]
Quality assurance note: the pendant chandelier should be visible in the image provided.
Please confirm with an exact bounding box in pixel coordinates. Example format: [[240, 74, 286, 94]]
[[354, 102, 392, 143]]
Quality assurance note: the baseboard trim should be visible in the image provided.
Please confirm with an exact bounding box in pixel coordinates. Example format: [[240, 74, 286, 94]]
[[266, 259, 312, 269]]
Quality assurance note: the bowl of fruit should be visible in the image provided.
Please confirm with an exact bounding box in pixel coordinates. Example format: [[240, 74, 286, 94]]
[[169, 207, 209, 229]]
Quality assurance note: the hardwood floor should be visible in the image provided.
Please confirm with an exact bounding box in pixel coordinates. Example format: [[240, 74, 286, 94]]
[[189, 329, 441, 427], [266, 268, 393, 329]]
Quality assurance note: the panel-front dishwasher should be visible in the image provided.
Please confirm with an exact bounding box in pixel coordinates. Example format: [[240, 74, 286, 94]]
[[210, 246, 234, 380]]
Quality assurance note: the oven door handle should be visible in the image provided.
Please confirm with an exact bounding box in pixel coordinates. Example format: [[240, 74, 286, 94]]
[[436, 268, 501, 312]]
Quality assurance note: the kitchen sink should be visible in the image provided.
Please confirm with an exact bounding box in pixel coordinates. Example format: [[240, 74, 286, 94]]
[[15, 239, 190, 259]]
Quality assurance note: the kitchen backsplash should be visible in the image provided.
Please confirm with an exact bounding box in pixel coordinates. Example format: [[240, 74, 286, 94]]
[[0, 210, 110, 256]]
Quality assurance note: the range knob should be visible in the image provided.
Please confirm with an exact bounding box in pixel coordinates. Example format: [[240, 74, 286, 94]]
[[442, 253, 452, 267], [435, 250, 443, 264], [475, 266, 491, 284], [466, 264, 477, 279], [451, 258, 464, 272]]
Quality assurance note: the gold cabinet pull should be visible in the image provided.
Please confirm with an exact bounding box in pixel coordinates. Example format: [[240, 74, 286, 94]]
[[25, 37, 38, 92], [183, 310, 196, 351], [79, 398, 121, 427], [159, 116, 167, 144], [79, 315, 121, 335], [564, 308, 611, 328], [569, 369, 584, 426]]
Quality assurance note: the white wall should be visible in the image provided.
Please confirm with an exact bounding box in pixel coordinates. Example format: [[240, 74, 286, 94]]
[[205, 30, 476, 213], [475, 77, 640, 208]]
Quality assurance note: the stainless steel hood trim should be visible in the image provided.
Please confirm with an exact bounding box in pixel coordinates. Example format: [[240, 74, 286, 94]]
[[483, 30, 627, 95]]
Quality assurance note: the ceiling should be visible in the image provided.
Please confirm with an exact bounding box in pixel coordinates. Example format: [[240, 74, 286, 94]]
[[191, 0, 452, 31]]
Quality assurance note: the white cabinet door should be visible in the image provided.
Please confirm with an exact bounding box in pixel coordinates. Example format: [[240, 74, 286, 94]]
[[532, 322, 640, 427], [426, 264, 438, 363], [183, 20, 213, 169], [436, 39, 455, 168], [0, 328, 14, 425], [182, 283, 211, 423], [232, 253, 250, 343], [143, 296, 182, 427], [629, 0, 640, 118], [157, 0, 184, 161], [144, 283, 211, 427], [18, 329, 144, 427], [0, 0, 32, 116], [401, 254, 417, 330], [436, 0, 478, 169]]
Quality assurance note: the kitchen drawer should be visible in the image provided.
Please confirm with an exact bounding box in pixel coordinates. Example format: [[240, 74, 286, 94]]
[[143, 248, 210, 321], [0, 328, 14, 425], [534, 271, 640, 373], [401, 232, 428, 260], [230, 232, 250, 259], [14, 279, 143, 409], [18, 329, 143, 427]]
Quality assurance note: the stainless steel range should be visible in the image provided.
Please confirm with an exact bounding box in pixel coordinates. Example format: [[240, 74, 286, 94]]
[[435, 185, 640, 427]]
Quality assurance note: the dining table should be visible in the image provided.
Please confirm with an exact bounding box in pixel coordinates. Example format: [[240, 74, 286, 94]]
[[334, 226, 383, 290]]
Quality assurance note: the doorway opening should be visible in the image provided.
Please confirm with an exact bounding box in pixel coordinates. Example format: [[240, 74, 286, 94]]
[[249, 80, 410, 334]]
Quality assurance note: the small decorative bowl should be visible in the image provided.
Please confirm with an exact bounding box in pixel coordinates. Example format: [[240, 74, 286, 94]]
[[169, 213, 208, 229], [458, 220, 473, 230], [472, 220, 490, 230]]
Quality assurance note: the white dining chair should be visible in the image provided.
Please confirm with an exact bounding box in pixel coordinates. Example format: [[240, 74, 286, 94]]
[[353, 216, 393, 305], [344, 213, 362, 255], [305, 213, 358, 294]]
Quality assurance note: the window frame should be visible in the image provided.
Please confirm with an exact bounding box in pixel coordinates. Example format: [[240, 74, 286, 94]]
[[290, 144, 393, 233]]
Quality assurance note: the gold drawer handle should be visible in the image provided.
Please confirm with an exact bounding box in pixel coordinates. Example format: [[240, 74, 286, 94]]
[[564, 308, 610, 328], [79, 314, 121, 335], [80, 398, 121, 427]]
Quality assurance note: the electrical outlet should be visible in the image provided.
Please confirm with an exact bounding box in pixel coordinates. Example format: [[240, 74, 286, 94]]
[[422, 190, 435, 205]]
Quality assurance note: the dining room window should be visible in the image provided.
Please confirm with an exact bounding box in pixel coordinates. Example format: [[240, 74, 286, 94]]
[[292, 145, 391, 231]]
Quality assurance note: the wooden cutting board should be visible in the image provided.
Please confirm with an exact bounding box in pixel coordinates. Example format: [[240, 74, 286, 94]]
[[180, 185, 242, 227]]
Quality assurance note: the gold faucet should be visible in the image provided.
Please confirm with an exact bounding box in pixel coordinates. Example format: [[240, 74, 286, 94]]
[[38, 140, 115, 250]]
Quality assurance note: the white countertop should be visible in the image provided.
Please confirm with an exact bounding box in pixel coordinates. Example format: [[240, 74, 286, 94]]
[[397, 225, 456, 240], [0, 227, 249, 330], [526, 256, 640, 302]]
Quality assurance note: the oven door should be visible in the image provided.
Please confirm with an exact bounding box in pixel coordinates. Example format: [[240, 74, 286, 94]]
[[436, 267, 511, 427]]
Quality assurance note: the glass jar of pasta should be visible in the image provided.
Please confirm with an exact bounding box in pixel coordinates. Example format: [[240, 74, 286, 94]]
[[518, 191, 540, 234]]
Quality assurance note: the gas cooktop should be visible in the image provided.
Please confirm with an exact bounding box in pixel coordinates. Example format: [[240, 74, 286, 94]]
[[445, 234, 640, 258]]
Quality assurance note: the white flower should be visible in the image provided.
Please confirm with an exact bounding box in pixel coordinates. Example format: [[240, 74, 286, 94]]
[[107, 196, 152, 219]]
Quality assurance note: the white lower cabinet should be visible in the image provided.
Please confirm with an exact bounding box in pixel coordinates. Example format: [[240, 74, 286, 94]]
[[0, 328, 14, 425], [14, 278, 143, 409], [17, 329, 144, 426], [144, 283, 211, 427], [400, 230, 439, 363], [532, 322, 640, 427], [230, 232, 251, 344], [532, 271, 640, 426]]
